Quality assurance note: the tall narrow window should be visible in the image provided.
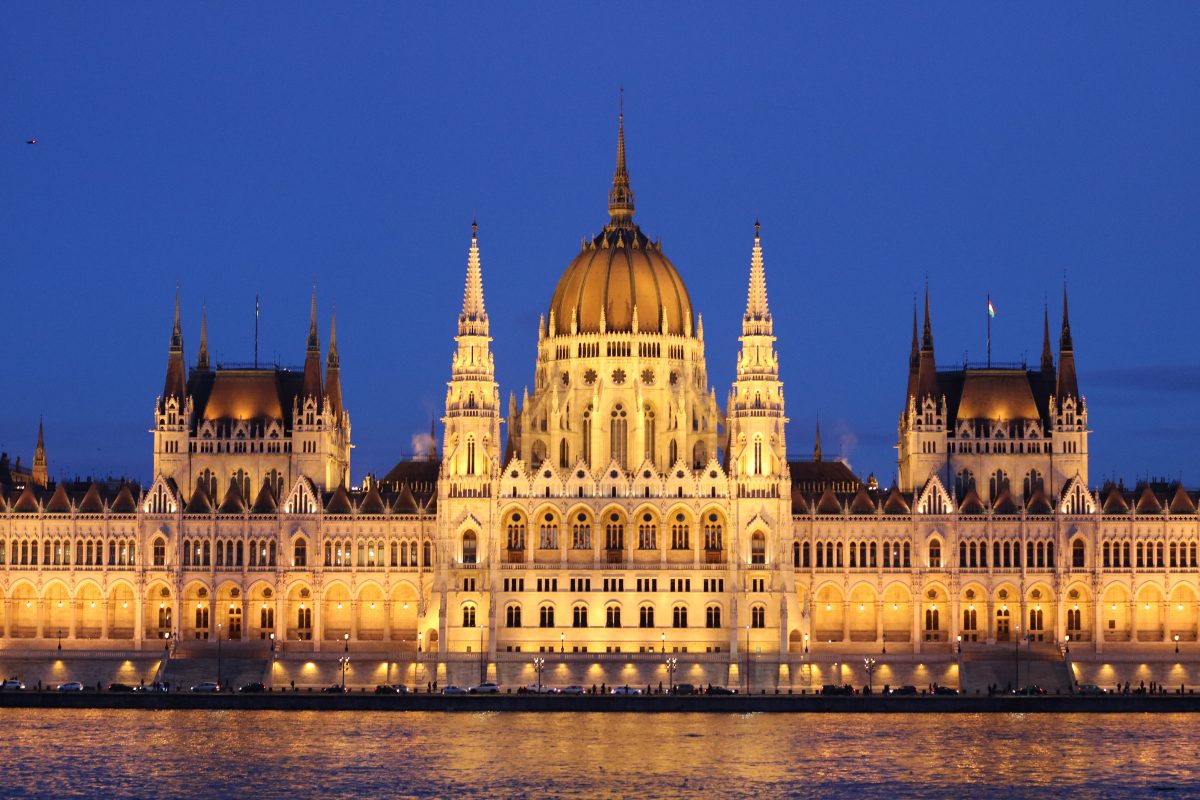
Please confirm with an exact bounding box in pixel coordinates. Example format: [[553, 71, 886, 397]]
[[582, 409, 592, 467], [466, 436, 476, 475], [462, 531, 477, 564], [611, 404, 628, 469], [753, 437, 763, 475], [644, 407, 656, 466]]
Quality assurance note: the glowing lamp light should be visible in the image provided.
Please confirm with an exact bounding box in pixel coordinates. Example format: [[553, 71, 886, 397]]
[[370, 603, 376, 610], [858, 604, 865, 612], [1112, 604, 1118, 611], [122, 602, 128, 609], [892, 604, 898, 611], [90, 601, 96, 608], [25, 601, 31, 608], [1145, 604, 1151, 611], [337, 603, 343, 610], [57, 601, 63, 608], [1179, 605, 1185, 611], [825, 604, 831, 612]]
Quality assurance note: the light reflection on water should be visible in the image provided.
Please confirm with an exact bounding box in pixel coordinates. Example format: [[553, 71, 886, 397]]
[[0, 710, 1198, 799]]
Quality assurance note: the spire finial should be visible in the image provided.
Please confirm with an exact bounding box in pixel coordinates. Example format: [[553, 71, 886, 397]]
[[460, 220, 488, 334], [197, 304, 210, 371], [742, 220, 771, 334], [1060, 282, 1073, 349], [328, 304, 339, 366], [813, 415, 823, 462], [307, 285, 320, 352], [909, 298, 920, 369], [1041, 300, 1053, 372], [607, 92, 635, 225], [169, 285, 184, 352], [922, 281, 934, 351]]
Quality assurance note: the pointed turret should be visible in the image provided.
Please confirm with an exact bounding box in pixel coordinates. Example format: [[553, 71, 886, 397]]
[[429, 418, 438, 462], [459, 220, 489, 336], [1056, 285, 1079, 400], [742, 219, 772, 336], [813, 417, 823, 463], [324, 306, 343, 417], [1040, 302, 1053, 373], [915, 285, 939, 403], [32, 417, 47, 487], [302, 287, 324, 402], [607, 95, 635, 227], [162, 289, 187, 408], [197, 305, 211, 372]]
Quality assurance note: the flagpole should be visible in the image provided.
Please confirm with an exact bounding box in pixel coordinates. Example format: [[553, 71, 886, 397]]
[[986, 291, 991, 368]]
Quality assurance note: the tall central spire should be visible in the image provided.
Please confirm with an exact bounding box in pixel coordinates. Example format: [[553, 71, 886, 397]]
[[197, 305, 210, 371], [302, 287, 324, 401], [742, 220, 772, 335], [607, 92, 635, 226], [459, 220, 489, 336]]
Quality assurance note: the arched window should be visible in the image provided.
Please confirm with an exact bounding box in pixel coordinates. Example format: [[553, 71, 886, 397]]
[[638, 513, 657, 550], [506, 513, 526, 551], [462, 531, 477, 564], [639, 605, 654, 628], [928, 539, 942, 569], [988, 469, 1009, 500], [955, 469, 975, 498], [531, 440, 547, 469], [605, 605, 621, 628], [582, 408, 592, 466], [462, 604, 476, 628], [505, 604, 522, 627], [153, 537, 166, 567], [198, 469, 217, 500], [423, 540, 432, 567], [293, 538, 307, 568], [751, 605, 766, 629], [703, 513, 723, 552], [605, 513, 624, 551], [793, 541, 801, 568], [539, 605, 555, 628], [644, 406, 656, 465], [753, 436, 763, 475], [692, 441, 707, 469], [572, 513, 591, 549], [232, 469, 250, 500], [465, 436, 476, 475], [672, 605, 688, 628], [539, 512, 559, 550], [1023, 469, 1044, 499], [573, 604, 588, 628], [750, 532, 766, 564], [706, 605, 721, 628], [668, 439, 678, 466], [610, 404, 628, 468], [671, 514, 689, 550], [559, 439, 570, 468]]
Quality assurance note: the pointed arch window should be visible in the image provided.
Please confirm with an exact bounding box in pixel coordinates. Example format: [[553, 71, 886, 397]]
[[610, 404, 628, 469], [644, 406, 656, 465], [462, 531, 477, 564]]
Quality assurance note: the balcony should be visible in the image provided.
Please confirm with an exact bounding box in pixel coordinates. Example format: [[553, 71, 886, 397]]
[[704, 551, 725, 565], [506, 550, 525, 564], [605, 550, 623, 564]]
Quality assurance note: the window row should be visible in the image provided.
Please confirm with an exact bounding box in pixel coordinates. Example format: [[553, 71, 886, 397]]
[[0, 539, 135, 567], [477, 603, 769, 630]]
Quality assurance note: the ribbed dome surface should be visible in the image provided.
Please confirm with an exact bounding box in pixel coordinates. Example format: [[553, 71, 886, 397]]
[[549, 225, 693, 336]]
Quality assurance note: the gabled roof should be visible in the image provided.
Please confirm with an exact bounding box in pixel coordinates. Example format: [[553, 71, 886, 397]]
[[78, 482, 105, 513], [185, 481, 213, 514], [958, 487, 986, 515], [393, 484, 420, 514], [13, 484, 39, 513], [325, 484, 353, 514], [882, 485, 910, 515], [1169, 484, 1197, 515], [992, 487, 1019, 515], [251, 481, 278, 514], [849, 487, 876, 514], [359, 484, 386, 514], [110, 484, 137, 513], [422, 493, 437, 514], [815, 487, 842, 515], [45, 483, 72, 513], [790, 485, 809, 515], [1102, 486, 1130, 514], [1135, 485, 1162, 514], [218, 480, 246, 514], [1026, 488, 1054, 515]]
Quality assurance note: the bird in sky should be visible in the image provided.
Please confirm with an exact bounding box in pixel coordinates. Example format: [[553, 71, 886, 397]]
[[26, 139, 37, 144]]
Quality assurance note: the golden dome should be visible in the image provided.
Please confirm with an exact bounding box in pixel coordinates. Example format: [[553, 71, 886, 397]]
[[549, 227, 693, 336], [547, 109, 693, 336]]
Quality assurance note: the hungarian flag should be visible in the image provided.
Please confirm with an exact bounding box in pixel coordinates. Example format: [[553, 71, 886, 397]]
[[987, 298, 996, 318]]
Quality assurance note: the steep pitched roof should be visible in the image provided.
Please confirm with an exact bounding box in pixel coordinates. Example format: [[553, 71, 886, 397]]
[[422, 493, 437, 514], [78, 482, 105, 513], [393, 484, 420, 514], [13, 484, 39, 513], [45, 483, 72, 513], [185, 481, 213, 514], [1026, 488, 1054, 515], [110, 484, 137, 513], [325, 484, 353, 514], [1135, 485, 1162, 514], [790, 485, 809, 515], [992, 487, 1019, 515], [815, 487, 842, 515], [1102, 486, 1130, 514], [218, 480, 247, 514], [1169, 484, 1197, 515], [251, 481, 278, 514], [849, 487, 876, 515], [882, 485, 910, 515], [359, 484, 386, 514], [958, 487, 986, 515]]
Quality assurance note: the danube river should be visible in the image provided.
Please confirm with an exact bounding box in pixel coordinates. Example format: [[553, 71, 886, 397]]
[[1, 710, 1196, 798]]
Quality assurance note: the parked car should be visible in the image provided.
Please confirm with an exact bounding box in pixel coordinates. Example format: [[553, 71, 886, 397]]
[[519, 684, 557, 694], [190, 682, 220, 693], [107, 682, 134, 693], [470, 682, 501, 694], [886, 685, 919, 696], [1076, 684, 1107, 695], [821, 684, 854, 696], [0, 679, 25, 691], [57, 681, 84, 692], [134, 682, 168, 693], [1016, 685, 1047, 696], [611, 685, 642, 695], [559, 685, 585, 695], [933, 686, 960, 695], [707, 685, 737, 695], [671, 683, 697, 696], [238, 683, 266, 693], [375, 684, 409, 694], [322, 685, 347, 694], [441, 685, 467, 695]]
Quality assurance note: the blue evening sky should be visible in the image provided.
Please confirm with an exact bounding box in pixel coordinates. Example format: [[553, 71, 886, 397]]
[[2, 4, 1199, 487]]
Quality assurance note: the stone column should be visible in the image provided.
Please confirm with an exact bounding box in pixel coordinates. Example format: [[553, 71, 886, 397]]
[[35, 599, 44, 640], [912, 599, 922, 654], [312, 591, 322, 653], [985, 599, 996, 645], [100, 599, 110, 640], [3, 599, 10, 639], [1094, 598, 1104, 654], [1130, 601, 1138, 643], [841, 601, 850, 645], [384, 600, 393, 644], [949, 596, 960, 647], [274, 591, 285, 644], [240, 598, 248, 642], [134, 595, 144, 650], [350, 599, 359, 642], [874, 601, 883, 646], [67, 599, 77, 640]]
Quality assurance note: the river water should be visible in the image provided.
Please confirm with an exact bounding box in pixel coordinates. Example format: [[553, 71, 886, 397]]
[[0, 710, 1196, 798]]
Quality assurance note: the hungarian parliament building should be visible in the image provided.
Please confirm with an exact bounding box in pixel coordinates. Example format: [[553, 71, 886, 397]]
[[1, 118, 1194, 667]]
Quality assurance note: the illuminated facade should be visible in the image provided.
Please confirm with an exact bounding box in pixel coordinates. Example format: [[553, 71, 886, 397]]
[[2, 116, 1199, 681]]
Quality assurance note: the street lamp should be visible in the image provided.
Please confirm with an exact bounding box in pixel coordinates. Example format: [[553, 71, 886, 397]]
[[341, 632, 350, 690], [661, 631, 666, 654], [1064, 634, 1070, 655], [534, 656, 545, 693], [217, 622, 223, 690], [864, 657, 876, 694], [882, 632, 886, 655], [666, 656, 677, 694], [560, 631, 564, 654], [803, 631, 809, 654], [1175, 634, 1181, 654], [956, 634, 962, 654], [57, 629, 62, 652], [478, 624, 486, 685]]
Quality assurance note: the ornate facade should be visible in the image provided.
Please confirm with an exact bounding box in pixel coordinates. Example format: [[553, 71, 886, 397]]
[[2, 116, 1198, 678]]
